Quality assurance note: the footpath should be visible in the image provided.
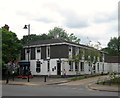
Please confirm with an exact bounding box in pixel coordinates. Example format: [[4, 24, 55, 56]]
[[1, 75, 119, 92], [1, 76, 70, 86]]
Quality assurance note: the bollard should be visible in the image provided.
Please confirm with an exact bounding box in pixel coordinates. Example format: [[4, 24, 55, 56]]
[[27, 70, 30, 82], [28, 75, 30, 82], [44, 75, 46, 82], [6, 71, 9, 84], [6, 76, 9, 84]]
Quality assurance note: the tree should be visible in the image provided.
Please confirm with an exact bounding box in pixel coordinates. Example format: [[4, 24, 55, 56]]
[[48, 27, 68, 39], [21, 27, 80, 45], [48, 27, 80, 43], [1, 25, 22, 64], [68, 33, 80, 44], [102, 37, 120, 56], [21, 34, 52, 45]]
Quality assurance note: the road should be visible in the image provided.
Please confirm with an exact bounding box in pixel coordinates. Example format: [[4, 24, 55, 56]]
[[2, 84, 119, 96]]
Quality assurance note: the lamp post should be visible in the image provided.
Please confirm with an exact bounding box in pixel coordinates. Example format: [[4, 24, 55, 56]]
[[23, 24, 30, 82]]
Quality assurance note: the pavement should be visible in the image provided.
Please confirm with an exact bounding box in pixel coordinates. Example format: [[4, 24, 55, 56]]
[[1, 76, 70, 86], [1, 75, 120, 92]]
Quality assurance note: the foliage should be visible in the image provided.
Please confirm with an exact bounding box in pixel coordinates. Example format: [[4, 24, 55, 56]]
[[48, 27, 80, 43], [97, 77, 120, 85], [48, 27, 68, 39], [102, 37, 120, 56], [85, 49, 101, 63], [21, 27, 80, 45], [72, 48, 101, 63], [1, 25, 22, 64], [72, 48, 84, 62], [21, 34, 52, 45], [67, 33, 80, 44], [70, 74, 101, 81]]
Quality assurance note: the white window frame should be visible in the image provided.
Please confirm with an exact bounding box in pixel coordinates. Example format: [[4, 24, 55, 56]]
[[36, 61, 41, 73]]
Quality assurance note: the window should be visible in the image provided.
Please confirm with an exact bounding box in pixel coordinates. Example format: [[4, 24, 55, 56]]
[[47, 46, 50, 58], [75, 48, 79, 56], [69, 61, 73, 71], [97, 63, 99, 72], [75, 62, 79, 71], [80, 62, 84, 71], [31, 47, 35, 60], [36, 61, 41, 73], [47, 61, 50, 72]]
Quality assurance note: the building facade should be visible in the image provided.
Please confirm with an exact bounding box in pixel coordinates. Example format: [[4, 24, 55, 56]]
[[20, 39, 116, 76]]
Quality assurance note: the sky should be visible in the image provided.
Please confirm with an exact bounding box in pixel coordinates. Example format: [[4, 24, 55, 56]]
[[0, 0, 119, 48]]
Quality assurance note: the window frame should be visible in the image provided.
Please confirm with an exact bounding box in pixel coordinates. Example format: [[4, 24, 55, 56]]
[[36, 61, 41, 73], [80, 62, 84, 71], [69, 61, 73, 71]]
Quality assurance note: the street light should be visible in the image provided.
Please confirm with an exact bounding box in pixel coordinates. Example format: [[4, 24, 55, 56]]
[[23, 24, 30, 82]]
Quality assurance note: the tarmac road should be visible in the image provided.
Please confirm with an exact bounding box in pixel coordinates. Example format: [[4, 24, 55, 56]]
[[2, 84, 119, 96]]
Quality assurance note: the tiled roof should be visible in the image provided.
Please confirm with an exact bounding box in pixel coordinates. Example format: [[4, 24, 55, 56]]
[[25, 38, 95, 50], [26, 39, 64, 46]]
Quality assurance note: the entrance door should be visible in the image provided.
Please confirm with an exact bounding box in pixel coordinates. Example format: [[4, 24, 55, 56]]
[[57, 61, 61, 75]]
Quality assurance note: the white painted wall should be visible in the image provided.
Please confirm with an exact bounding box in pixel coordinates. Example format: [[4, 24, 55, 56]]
[[49, 59, 57, 75], [36, 47, 41, 60], [28, 58, 120, 76], [108, 63, 119, 73]]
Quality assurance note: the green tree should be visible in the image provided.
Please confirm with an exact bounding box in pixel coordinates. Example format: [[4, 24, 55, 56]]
[[48, 27, 80, 43], [68, 33, 80, 44], [21, 34, 52, 45], [102, 37, 120, 56], [1, 25, 22, 64]]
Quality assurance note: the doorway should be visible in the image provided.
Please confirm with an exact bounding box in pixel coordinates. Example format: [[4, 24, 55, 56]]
[[57, 61, 61, 75]]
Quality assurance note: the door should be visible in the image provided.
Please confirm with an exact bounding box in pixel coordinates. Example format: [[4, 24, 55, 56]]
[[57, 61, 61, 75]]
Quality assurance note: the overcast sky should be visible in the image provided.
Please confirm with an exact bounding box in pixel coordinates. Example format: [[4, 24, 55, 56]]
[[0, 0, 119, 48]]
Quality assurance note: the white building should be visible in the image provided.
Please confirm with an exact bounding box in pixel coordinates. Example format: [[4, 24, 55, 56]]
[[20, 39, 119, 76]]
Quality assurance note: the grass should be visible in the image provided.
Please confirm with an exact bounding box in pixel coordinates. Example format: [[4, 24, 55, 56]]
[[69, 74, 102, 81], [70, 76, 85, 81]]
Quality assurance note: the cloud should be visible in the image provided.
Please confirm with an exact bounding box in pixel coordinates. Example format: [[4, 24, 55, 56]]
[[34, 17, 55, 23], [65, 16, 89, 28], [58, 10, 89, 28], [94, 11, 117, 23], [0, 0, 119, 48]]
